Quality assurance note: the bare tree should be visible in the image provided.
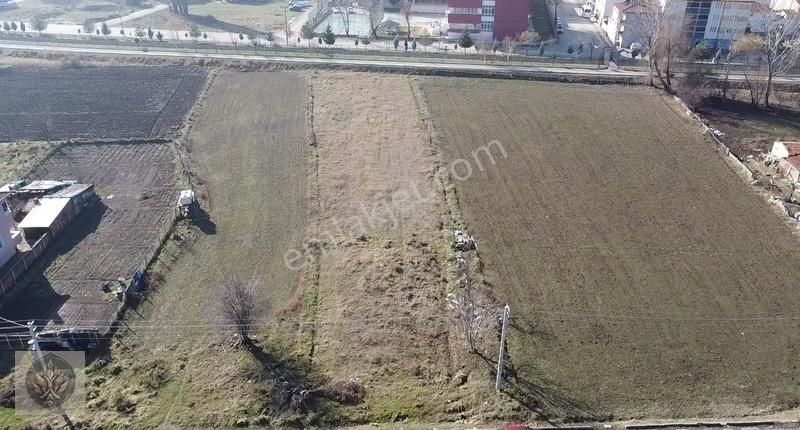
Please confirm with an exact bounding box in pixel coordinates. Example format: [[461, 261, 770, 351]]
[[82, 20, 95, 35], [367, 0, 384, 38], [189, 24, 201, 41], [741, 11, 800, 107], [218, 275, 269, 345], [518, 30, 542, 55], [733, 35, 771, 106], [30, 16, 48, 35], [402, 1, 413, 40], [418, 33, 434, 51], [641, 0, 688, 94], [476, 38, 493, 62], [341, 7, 351, 37], [501, 35, 520, 62]]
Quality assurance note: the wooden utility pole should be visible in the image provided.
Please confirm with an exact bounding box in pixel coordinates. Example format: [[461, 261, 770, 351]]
[[495, 304, 510, 391]]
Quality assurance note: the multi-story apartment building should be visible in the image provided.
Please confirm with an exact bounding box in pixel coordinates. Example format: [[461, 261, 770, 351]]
[[447, 0, 530, 40], [596, 0, 771, 50]]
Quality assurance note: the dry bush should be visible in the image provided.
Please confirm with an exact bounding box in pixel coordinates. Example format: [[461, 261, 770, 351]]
[[59, 55, 82, 69], [677, 67, 712, 108], [145, 270, 165, 291], [319, 379, 365, 405]]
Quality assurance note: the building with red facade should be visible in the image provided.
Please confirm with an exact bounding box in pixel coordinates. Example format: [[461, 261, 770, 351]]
[[446, 0, 530, 40]]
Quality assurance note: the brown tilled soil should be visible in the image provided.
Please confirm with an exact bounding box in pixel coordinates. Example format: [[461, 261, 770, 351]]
[[0, 142, 177, 329], [0, 67, 206, 141], [420, 77, 800, 420]]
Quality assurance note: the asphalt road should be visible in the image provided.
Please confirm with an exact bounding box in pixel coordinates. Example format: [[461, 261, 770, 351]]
[[1, 39, 799, 84], [548, 0, 612, 58]]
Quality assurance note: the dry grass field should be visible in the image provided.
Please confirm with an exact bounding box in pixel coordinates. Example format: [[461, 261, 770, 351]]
[[62, 72, 310, 429], [307, 72, 469, 422], [419, 78, 800, 420], [0, 141, 57, 184], [0, 0, 147, 23], [127, 0, 300, 34]]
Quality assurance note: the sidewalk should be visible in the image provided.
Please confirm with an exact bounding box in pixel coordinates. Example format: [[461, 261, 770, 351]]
[[100, 3, 169, 27]]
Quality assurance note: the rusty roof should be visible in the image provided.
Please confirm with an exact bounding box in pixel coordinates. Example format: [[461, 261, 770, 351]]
[[785, 154, 800, 170]]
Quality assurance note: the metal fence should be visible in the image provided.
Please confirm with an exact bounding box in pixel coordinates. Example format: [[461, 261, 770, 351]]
[[0, 32, 642, 66], [0, 191, 88, 302]]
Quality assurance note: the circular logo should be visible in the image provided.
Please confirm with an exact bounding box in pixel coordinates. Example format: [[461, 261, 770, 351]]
[[25, 354, 76, 409]]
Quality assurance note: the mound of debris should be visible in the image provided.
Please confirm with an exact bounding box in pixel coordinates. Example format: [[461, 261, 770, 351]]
[[453, 230, 477, 252]]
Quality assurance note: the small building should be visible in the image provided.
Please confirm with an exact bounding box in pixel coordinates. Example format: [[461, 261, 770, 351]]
[[606, 0, 648, 48], [771, 141, 800, 182], [0, 193, 22, 269], [17, 184, 96, 243]]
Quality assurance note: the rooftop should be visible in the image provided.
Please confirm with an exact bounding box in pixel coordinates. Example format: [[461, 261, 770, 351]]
[[781, 142, 800, 157], [19, 180, 71, 193], [43, 184, 93, 200], [17, 198, 71, 230], [785, 155, 800, 171]]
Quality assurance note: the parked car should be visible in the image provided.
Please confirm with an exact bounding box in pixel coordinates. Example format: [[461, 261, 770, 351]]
[[290, 5, 304, 11]]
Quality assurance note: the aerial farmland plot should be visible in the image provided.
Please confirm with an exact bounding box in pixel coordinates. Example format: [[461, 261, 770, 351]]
[[0, 142, 178, 331], [419, 78, 800, 419], [0, 66, 206, 141]]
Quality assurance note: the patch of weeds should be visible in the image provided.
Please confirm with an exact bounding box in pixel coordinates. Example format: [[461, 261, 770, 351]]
[[109, 390, 137, 414], [131, 358, 170, 391]]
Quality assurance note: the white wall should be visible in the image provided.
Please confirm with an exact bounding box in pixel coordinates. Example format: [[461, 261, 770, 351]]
[[771, 0, 799, 12], [606, 4, 621, 43], [0, 198, 19, 268]]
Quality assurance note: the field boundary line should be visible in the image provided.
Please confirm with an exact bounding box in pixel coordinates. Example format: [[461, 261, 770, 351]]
[[298, 75, 321, 362], [174, 68, 219, 211], [148, 75, 187, 139], [408, 76, 506, 397]]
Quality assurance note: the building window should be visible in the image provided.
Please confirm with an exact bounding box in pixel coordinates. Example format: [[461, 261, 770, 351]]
[[481, 21, 494, 31], [482, 5, 494, 15], [451, 7, 480, 14]]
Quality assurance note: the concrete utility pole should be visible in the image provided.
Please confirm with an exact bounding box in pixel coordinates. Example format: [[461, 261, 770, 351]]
[[27, 321, 75, 430], [495, 304, 510, 391]]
